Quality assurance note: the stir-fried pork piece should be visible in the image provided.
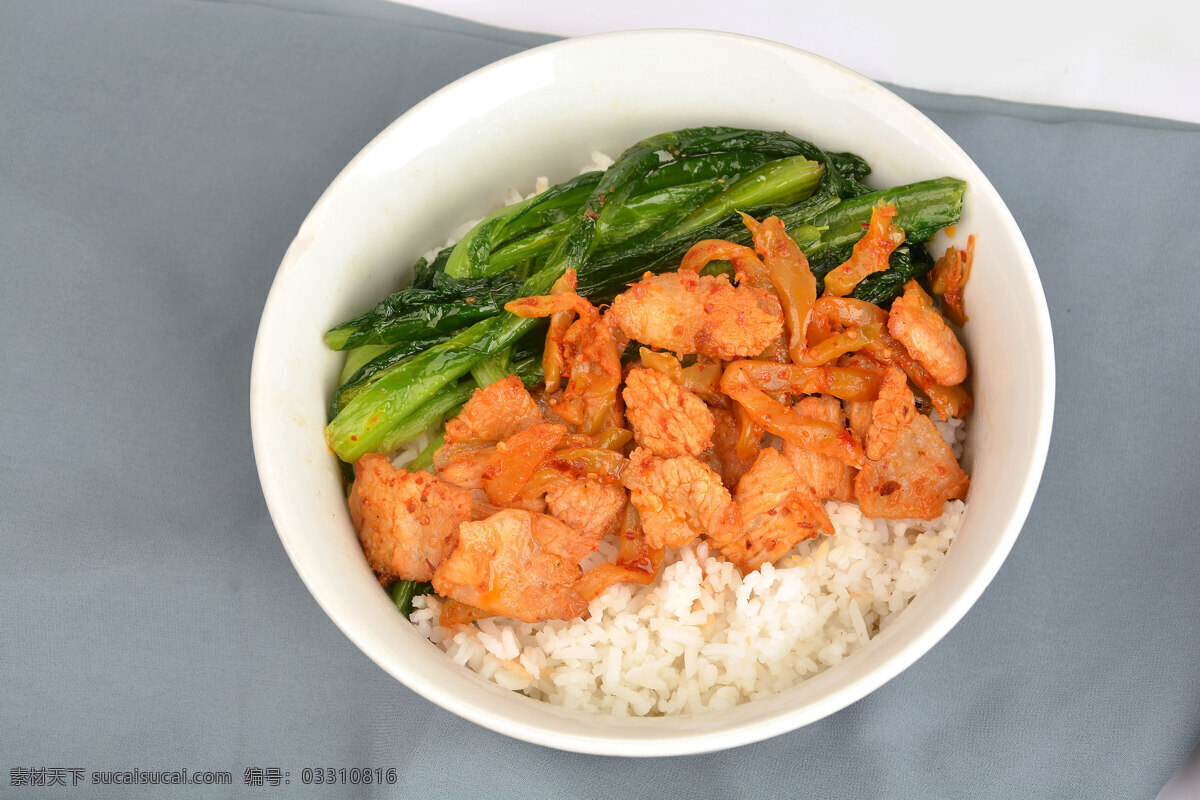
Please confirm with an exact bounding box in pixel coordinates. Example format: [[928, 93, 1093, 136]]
[[465, 490, 545, 521], [887, 280, 968, 387], [622, 367, 715, 458], [621, 447, 741, 550], [716, 448, 833, 571], [443, 375, 544, 445], [866, 366, 917, 461], [782, 396, 856, 502], [608, 270, 783, 360], [349, 453, 472, 582], [436, 378, 554, 516], [432, 509, 590, 622], [855, 412, 969, 519], [709, 406, 758, 489], [545, 478, 627, 549]]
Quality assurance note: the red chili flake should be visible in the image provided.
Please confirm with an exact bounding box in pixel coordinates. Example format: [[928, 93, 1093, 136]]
[[880, 481, 900, 496], [585, 209, 600, 220]]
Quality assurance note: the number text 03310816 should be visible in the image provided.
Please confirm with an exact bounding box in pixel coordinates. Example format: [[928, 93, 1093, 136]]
[[300, 767, 399, 786]]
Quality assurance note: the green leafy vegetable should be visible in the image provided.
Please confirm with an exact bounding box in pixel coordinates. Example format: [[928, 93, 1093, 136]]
[[470, 347, 513, 389], [324, 272, 524, 351], [330, 331, 459, 419]]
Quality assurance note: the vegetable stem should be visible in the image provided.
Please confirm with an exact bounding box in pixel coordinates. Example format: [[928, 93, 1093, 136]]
[[407, 431, 444, 472], [470, 347, 513, 388], [370, 376, 478, 457], [664, 155, 824, 239]]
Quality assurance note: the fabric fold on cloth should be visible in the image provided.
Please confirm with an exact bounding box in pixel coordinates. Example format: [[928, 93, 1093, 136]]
[[1, 1, 1197, 798]]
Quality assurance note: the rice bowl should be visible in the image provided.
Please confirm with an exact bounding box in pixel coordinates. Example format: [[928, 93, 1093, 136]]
[[249, 30, 1053, 755]]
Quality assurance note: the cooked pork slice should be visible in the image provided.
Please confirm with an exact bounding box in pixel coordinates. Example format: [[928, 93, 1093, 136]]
[[608, 270, 782, 360], [720, 448, 833, 572], [545, 478, 627, 554], [621, 446, 741, 550], [443, 375, 544, 445], [349, 453, 472, 582], [432, 509, 590, 622], [855, 412, 969, 519], [622, 367, 715, 458], [782, 396, 856, 502]]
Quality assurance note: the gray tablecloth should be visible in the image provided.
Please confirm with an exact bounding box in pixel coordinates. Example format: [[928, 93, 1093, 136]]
[[2, 1, 1198, 798]]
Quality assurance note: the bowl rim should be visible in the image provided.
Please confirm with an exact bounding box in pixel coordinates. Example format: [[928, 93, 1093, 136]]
[[250, 28, 1055, 756]]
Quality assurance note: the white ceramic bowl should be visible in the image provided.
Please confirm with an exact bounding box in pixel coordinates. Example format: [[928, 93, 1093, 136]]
[[250, 30, 1053, 756]]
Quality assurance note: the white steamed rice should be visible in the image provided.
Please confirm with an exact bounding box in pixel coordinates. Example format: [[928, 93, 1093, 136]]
[[393, 161, 968, 716]]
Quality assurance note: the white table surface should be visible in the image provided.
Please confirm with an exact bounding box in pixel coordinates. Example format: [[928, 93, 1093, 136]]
[[397, 0, 1200, 124]]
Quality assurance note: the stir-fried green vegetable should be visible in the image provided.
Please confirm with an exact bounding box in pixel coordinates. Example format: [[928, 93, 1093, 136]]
[[325, 272, 524, 350], [324, 126, 965, 463], [445, 171, 603, 279], [330, 330, 459, 418], [573, 178, 962, 301], [470, 347, 513, 389]]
